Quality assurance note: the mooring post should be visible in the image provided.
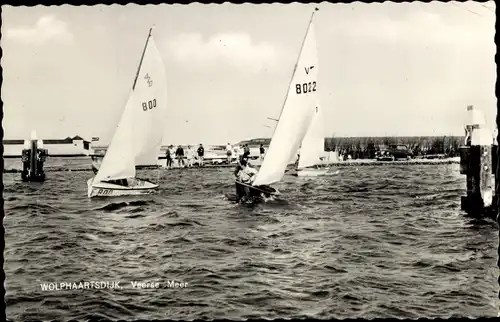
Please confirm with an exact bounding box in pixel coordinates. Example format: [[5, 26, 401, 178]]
[[21, 131, 47, 182], [29, 131, 38, 177], [460, 105, 495, 217]]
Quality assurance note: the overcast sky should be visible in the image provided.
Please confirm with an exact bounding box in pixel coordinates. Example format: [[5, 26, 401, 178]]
[[1, 2, 496, 145]]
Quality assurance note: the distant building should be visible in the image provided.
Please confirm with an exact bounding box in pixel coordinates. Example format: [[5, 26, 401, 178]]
[[3, 135, 91, 157]]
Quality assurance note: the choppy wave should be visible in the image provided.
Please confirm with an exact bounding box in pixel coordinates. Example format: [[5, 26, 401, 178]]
[[3, 158, 498, 320]]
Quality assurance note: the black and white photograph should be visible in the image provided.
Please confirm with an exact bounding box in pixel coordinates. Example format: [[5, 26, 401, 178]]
[[1, 1, 498, 320]]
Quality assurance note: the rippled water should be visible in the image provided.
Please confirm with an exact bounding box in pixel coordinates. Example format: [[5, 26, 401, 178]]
[[4, 157, 498, 320]]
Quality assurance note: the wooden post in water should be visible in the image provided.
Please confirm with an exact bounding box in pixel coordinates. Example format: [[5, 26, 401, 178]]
[[21, 131, 48, 182], [459, 105, 496, 217]]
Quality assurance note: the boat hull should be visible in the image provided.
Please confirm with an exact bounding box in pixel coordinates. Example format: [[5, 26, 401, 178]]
[[87, 177, 158, 198], [234, 180, 279, 203], [293, 167, 330, 177]]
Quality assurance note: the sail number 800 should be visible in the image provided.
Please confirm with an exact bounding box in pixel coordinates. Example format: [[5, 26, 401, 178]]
[[295, 81, 316, 95], [142, 99, 157, 111]]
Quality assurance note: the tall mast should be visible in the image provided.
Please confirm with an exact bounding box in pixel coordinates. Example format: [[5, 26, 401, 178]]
[[270, 8, 318, 135], [132, 27, 153, 90]]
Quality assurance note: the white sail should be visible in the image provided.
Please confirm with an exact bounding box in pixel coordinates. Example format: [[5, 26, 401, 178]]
[[94, 94, 137, 183], [253, 18, 318, 187], [132, 37, 168, 166], [298, 103, 324, 169], [94, 31, 167, 183]]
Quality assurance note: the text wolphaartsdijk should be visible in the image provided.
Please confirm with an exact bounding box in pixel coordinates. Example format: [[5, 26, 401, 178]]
[[40, 280, 188, 291], [40, 281, 121, 291]]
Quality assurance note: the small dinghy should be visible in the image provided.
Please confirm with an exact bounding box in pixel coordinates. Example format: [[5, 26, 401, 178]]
[[87, 27, 167, 198], [233, 8, 320, 203]]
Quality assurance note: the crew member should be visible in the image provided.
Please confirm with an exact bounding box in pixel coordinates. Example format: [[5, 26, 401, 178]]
[[197, 144, 205, 167]]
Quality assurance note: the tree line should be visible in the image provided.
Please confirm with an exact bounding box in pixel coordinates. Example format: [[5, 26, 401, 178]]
[[324, 136, 464, 159]]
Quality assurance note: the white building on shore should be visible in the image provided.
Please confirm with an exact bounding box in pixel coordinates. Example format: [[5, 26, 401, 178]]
[[3, 135, 91, 157]]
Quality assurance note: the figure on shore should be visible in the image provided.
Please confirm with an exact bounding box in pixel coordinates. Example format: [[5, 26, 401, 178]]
[[226, 143, 233, 164], [197, 144, 205, 167], [175, 145, 185, 168], [186, 145, 195, 167], [165, 145, 173, 169]]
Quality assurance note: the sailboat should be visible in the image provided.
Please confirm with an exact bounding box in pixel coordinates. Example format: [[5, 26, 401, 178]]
[[87, 27, 167, 198], [234, 8, 320, 202], [293, 103, 330, 176]]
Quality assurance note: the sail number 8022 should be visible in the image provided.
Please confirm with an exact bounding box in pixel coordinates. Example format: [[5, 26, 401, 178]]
[[142, 99, 157, 111], [295, 81, 316, 95]]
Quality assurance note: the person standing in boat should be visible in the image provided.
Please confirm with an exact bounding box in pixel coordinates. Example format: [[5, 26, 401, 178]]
[[243, 144, 251, 159], [165, 146, 173, 169], [259, 144, 265, 161], [226, 143, 233, 164], [197, 144, 205, 167], [175, 145, 185, 168]]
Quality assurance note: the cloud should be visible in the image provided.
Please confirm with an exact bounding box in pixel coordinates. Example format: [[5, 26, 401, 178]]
[[167, 32, 289, 73], [5, 15, 73, 45], [343, 9, 494, 47]]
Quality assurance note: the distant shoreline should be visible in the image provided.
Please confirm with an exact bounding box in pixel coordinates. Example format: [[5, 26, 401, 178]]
[[4, 157, 460, 173], [3, 154, 90, 158]]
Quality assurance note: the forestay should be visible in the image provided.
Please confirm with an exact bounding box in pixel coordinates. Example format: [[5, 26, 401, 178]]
[[252, 18, 319, 186], [298, 102, 324, 169], [94, 32, 167, 183]]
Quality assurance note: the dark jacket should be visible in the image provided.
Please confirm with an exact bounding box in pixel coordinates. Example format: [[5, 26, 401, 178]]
[[176, 147, 184, 157], [234, 163, 243, 177], [197, 146, 204, 156]]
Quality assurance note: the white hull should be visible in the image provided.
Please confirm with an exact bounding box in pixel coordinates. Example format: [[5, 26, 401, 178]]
[[296, 167, 330, 177], [87, 177, 158, 198]]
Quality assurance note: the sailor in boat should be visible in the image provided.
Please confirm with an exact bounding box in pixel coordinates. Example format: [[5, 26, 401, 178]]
[[234, 155, 253, 177], [165, 145, 173, 169], [91, 156, 100, 174], [197, 144, 205, 167], [235, 158, 258, 202], [259, 144, 265, 161], [242, 144, 251, 159], [226, 143, 233, 164], [175, 145, 185, 168]]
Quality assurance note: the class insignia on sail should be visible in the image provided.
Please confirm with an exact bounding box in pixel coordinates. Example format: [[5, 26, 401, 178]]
[[87, 27, 167, 198]]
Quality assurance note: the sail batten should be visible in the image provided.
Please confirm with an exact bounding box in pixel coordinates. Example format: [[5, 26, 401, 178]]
[[252, 16, 319, 187], [93, 30, 167, 183]]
